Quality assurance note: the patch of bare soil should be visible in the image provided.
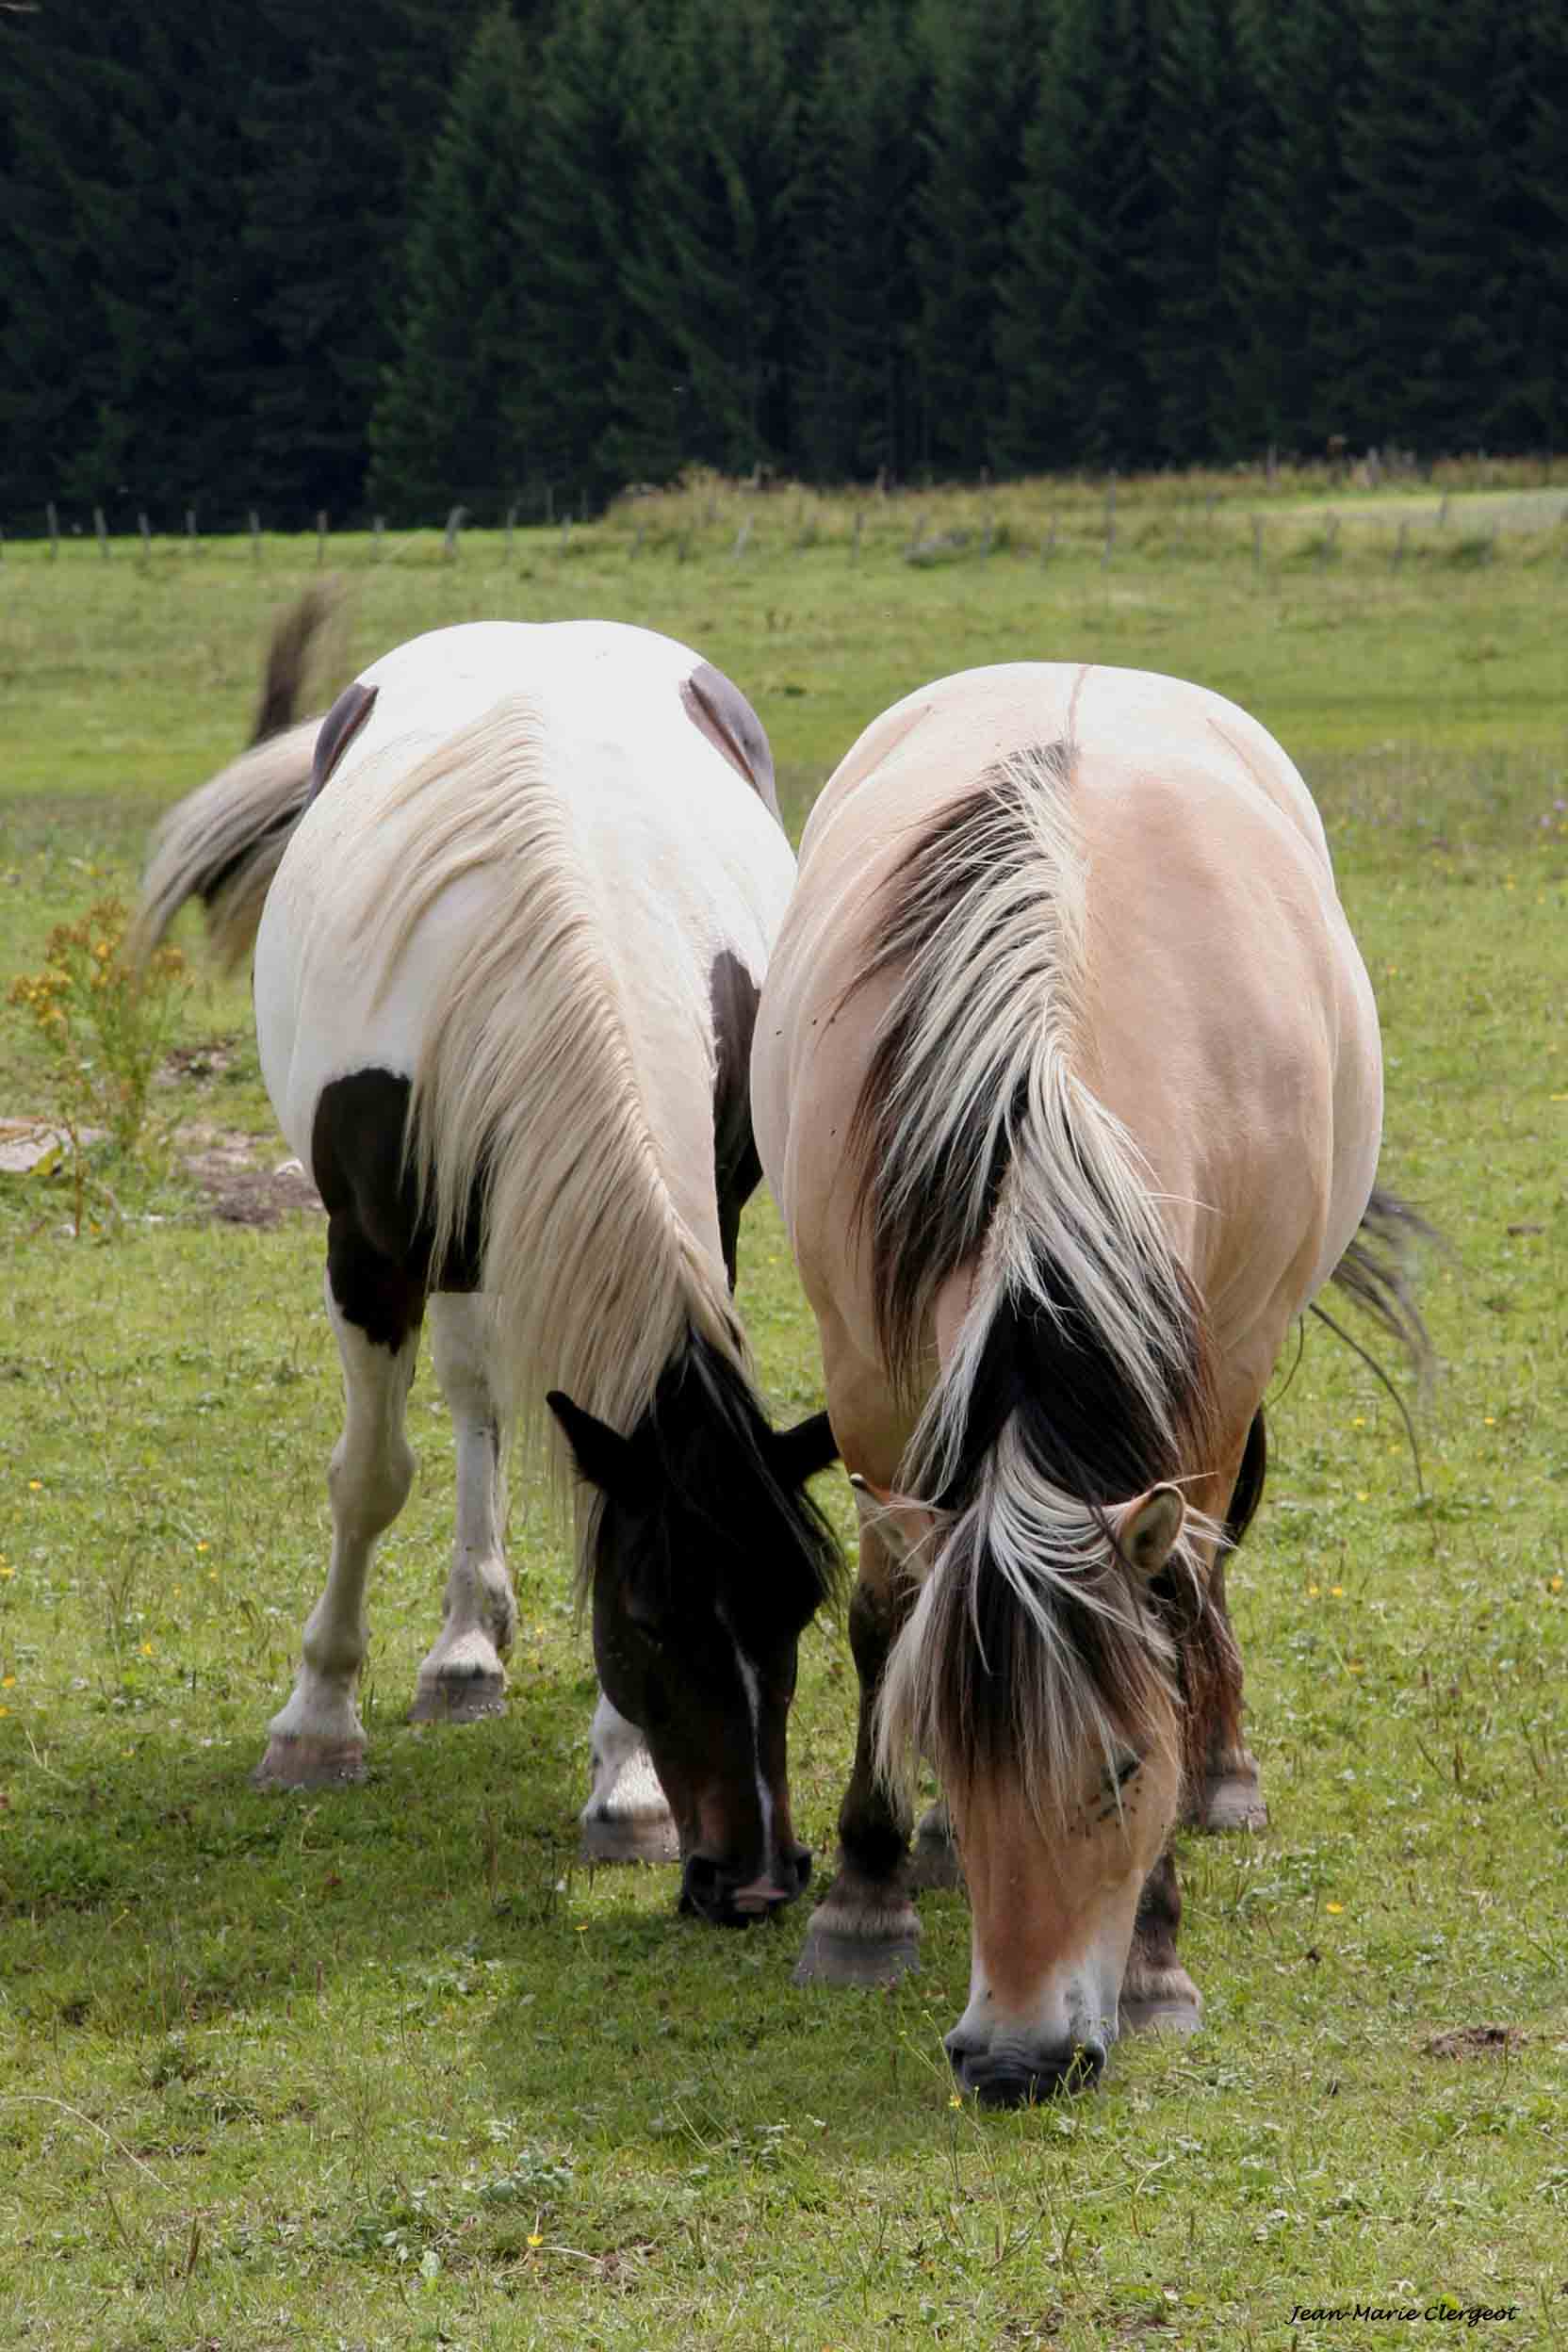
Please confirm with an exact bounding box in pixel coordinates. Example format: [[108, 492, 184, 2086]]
[[181, 1124, 322, 1227], [1422, 2024, 1527, 2060]]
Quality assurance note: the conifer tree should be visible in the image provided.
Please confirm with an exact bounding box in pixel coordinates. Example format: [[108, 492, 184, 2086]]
[[369, 7, 536, 518], [996, 0, 1159, 473], [604, 0, 809, 486], [498, 0, 659, 508], [913, 0, 1049, 476], [793, 2, 929, 482], [1145, 0, 1239, 462], [247, 0, 496, 520], [1219, 0, 1362, 455], [1329, 0, 1532, 453], [0, 0, 270, 521]]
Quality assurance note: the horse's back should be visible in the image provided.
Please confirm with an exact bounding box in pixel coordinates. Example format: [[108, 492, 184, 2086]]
[[756, 662, 1381, 1423], [257, 620, 794, 1174]]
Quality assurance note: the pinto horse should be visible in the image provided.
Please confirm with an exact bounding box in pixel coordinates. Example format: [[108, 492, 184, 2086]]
[[753, 662, 1428, 2100], [139, 617, 839, 1922]]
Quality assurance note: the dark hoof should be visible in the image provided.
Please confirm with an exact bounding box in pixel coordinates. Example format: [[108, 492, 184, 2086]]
[[1200, 1772, 1268, 1834], [253, 1735, 365, 1789], [580, 1809, 679, 1865], [792, 1919, 921, 1986], [409, 1669, 507, 1726], [1119, 1981, 1202, 2036]]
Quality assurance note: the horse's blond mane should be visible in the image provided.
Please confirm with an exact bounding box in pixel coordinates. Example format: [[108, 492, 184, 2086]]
[[848, 741, 1229, 1823], [330, 697, 747, 1549]]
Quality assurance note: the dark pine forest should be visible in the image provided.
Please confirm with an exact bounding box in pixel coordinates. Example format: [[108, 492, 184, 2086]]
[[2, 0, 1565, 531]]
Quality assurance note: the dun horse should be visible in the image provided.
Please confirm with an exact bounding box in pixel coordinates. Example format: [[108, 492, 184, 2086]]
[[752, 662, 1429, 2102], [139, 615, 839, 1922]]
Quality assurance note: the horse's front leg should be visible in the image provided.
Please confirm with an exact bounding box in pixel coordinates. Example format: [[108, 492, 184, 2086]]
[[794, 1512, 922, 1985], [579, 1690, 678, 1863], [256, 1259, 419, 1787], [410, 1291, 516, 1723], [1120, 1420, 1260, 2029]]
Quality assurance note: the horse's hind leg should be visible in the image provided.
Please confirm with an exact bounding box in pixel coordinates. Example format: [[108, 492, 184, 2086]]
[[1119, 1850, 1201, 2036], [906, 1797, 962, 1892], [410, 1291, 516, 1723], [255, 1266, 419, 1788], [1198, 1408, 1268, 1834], [794, 1511, 922, 1985]]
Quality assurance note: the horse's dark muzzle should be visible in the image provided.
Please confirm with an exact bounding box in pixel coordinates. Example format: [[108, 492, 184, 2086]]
[[679, 1844, 811, 1925], [944, 2031, 1106, 2107]]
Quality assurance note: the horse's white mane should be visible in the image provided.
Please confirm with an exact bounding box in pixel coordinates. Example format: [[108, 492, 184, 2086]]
[[331, 695, 747, 1518]]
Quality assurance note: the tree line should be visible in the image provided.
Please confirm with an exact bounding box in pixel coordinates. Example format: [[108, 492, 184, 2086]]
[[2, 0, 1564, 531]]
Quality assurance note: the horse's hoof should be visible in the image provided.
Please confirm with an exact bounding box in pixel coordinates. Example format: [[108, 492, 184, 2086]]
[[409, 1668, 506, 1725], [1200, 1772, 1268, 1834], [253, 1735, 365, 1789], [792, 1915, 921, 1987], [579, 1808, 679, 1865], [1119, 1969, 1202, 2036]]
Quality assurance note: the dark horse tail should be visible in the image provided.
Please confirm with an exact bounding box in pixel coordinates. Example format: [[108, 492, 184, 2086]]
[[1311, 1181, 1439, 1490], [132, 582, 340, 971]]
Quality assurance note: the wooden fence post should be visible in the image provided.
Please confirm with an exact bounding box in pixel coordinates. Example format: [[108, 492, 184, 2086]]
[[316, 512, 329, 566], [47, 501, 59, 559], [139, 512, 152, 560], [443, 505, 466, 560], [95, 508, 109, 557], [250, 510, 262, 562]]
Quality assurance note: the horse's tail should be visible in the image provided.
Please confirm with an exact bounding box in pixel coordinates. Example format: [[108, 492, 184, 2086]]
[[1327, 1182, 1438, 1391], [851, 743, 1233, 1823], [1308, 1180, 1439, 1490], [133, 584, 340, 970]]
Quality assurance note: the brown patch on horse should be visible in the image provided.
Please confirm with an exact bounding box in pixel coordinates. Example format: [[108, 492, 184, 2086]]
[[679, 663, 778, 820], [308, 680, 379, 808]]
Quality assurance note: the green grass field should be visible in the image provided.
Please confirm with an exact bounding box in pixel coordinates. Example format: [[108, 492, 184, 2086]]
[[1, 475, 1565, 2351]]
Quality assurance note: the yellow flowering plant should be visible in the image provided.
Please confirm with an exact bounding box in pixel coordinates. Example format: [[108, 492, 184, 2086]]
[[8, 896, 188, 1232]]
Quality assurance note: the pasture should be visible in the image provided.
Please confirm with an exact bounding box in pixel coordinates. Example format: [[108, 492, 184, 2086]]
[[1, 476, 1565, 2350]]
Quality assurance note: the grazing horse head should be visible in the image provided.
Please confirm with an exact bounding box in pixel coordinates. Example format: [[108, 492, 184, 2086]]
[[551, 1348, 840, 1922]]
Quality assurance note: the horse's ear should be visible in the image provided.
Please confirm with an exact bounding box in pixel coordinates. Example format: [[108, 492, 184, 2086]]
[[770, 1409, 839, 1490], [547, 1391, 649, 1505], [1117, 1483, 1186, 1580]]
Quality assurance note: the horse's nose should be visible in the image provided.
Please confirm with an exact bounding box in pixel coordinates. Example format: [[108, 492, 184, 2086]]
[[679, 1845, 811, 1924], [944, 2028, 1106, 2108]]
